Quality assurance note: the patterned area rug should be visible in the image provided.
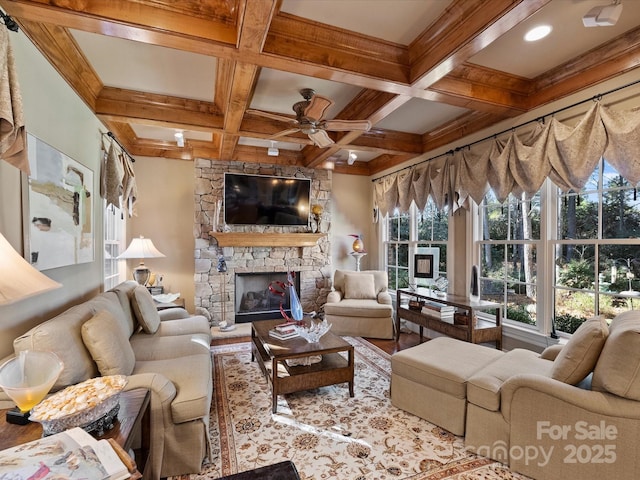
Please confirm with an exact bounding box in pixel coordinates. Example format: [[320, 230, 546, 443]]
[[171, 338, 529, 479]]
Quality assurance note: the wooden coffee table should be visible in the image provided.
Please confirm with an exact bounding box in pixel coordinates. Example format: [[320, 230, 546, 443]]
[[251, 319, 354, 413]]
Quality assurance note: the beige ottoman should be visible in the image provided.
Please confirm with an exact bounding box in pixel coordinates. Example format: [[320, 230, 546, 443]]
[[390, 337, 503, 436]]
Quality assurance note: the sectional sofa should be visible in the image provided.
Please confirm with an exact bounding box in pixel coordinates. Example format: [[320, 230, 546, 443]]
[[391, 310, 640, 479], [0, 281, 213, 480]]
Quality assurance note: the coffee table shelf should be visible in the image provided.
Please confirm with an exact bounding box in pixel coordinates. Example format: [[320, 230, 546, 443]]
[[251, 319, 354, 413]]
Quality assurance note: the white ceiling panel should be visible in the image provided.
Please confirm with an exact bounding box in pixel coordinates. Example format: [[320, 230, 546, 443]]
[[469, 0, 640, 79], [131, 124, 212, 142], [238, 137, 304, 151], [280, 0, 451, 45], [71, 30, 217, 101], [377, 98, 469, 135]]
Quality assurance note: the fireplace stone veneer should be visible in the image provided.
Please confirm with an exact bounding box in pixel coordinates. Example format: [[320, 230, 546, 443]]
[[193, 160, 332, 326]]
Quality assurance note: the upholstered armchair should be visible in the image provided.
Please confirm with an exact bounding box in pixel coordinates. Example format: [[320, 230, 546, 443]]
[[323, 269, 394, 339]]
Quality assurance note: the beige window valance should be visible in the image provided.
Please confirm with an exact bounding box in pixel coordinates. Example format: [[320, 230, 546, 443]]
[[374, 101, 640, 216]]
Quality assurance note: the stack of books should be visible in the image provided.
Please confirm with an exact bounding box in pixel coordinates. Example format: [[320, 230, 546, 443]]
[[268, 322, 300, 340], [421, 301, 455, 322]]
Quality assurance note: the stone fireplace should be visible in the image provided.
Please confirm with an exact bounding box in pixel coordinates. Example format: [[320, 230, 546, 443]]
[[193, 160, 332, 326]]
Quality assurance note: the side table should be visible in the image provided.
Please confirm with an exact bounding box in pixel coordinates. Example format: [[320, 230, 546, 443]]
[[0, 388, 151, 476], [218, 460, 300, 479], [155, 297, 186, 310]]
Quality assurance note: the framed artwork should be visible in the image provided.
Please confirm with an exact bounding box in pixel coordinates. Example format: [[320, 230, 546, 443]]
[[22, 134, 94, 270], [414, 253, 434, 279]]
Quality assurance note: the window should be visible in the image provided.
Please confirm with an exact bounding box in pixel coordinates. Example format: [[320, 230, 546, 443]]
[[384, 199, 449, 292], [104, 203, 126, 290], [478, 190, 541, 330], [476, 158, 640, 337]]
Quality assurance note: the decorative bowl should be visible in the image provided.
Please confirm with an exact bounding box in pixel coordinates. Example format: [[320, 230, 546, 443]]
[[30, 375, 127, 436], [293, 319, 332, 343]]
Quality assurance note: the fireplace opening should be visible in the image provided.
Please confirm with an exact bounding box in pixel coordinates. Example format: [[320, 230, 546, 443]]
[[234, 272, 300, 323]]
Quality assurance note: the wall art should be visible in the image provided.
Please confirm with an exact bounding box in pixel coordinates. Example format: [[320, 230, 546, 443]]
[[23, 134, 94, 270]]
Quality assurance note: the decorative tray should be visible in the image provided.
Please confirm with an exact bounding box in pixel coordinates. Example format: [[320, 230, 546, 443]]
[[30, 375, 127, 436]]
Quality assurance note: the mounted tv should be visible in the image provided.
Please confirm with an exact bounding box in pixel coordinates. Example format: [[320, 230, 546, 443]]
[[224, 173, 311, 226]]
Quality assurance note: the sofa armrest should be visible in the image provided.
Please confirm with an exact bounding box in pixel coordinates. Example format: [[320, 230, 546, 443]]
[[125, 372, 177, 405], [540, 344, 563, 361], [501, 373, 640, 422], [377, 291, 392, 305], [159, 308, 191, 321], [326, 290, 343, 303]]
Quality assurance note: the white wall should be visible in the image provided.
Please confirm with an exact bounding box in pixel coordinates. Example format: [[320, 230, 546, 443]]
[[0, 31, 105, 359]]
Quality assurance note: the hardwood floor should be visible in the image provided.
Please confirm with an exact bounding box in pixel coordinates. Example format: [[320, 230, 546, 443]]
[[211, 332, 425, 355]]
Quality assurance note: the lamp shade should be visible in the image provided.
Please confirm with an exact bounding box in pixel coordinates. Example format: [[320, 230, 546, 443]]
[[118, 236, 166, 260], [0, 233, 62, 305]]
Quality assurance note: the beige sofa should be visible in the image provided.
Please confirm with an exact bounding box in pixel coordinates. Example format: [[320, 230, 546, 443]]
[[323, 269, 394, 339], [0, 281, 212, 480], [391, 310, 640, 480]]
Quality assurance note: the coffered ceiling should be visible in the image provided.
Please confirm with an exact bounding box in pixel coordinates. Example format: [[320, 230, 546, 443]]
[[1, 0, 639, 175]]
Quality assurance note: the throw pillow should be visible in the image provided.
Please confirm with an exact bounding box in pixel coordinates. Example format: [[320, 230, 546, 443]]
[[81, 309, 135, 376], [551, 315, 608, 385], [131, 285, 161, 334], [592, 310, 640, 401], [344, 273, 376, 299]]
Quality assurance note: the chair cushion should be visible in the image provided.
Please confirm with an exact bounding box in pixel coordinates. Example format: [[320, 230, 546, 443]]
[[82, 309, 135, 376], [592, 310, 640, 400], [323, 298, 392, 318], [344, 273, 376, 299], [131, 285, 161, 333], [551, 315, 608, 385]]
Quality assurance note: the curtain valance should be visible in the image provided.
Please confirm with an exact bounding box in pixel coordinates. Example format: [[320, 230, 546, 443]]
[[374, 101, 640, 216]]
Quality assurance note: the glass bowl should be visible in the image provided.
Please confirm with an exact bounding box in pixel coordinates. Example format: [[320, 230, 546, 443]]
[[30, 375, 127, 436], [293, 319, 332, 343], [0, 350, 63, 413]]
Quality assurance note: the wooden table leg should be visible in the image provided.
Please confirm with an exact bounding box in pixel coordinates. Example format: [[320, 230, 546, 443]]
[[271, 357, 278, 413], [348, 348, 354, 397]]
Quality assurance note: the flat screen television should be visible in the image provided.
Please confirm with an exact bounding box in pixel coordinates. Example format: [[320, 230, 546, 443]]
[[224, 173, 311, 226]]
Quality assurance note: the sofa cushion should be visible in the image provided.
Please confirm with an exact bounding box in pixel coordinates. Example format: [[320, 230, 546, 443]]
[[344, 273, 376, 299], [333, 269, 388, 295], [13, 303, 98, 390], [86, 292, 135, 338], [133, 354, 212, 424], [551, 315, 608, 385], [467, 349, 553, 411], [131, 285, 161, 334], [82, 309, 136, 376], [130, 332, 211, 361], [592, 310, 640, 400], [391, 337, 504, 399], [323, 298, 392, 318]]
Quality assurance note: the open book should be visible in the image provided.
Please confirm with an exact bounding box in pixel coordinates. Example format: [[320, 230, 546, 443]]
[[0, 427, 131, 480]]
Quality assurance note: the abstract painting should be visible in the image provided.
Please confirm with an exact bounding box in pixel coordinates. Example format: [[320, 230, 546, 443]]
[[23, 134, 94, 270]]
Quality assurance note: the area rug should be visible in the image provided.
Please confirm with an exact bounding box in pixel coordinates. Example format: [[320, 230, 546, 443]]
[[171, 338, 529, 479]]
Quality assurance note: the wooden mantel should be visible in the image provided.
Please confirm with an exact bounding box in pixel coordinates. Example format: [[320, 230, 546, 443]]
[[209, 232, 325, 247]]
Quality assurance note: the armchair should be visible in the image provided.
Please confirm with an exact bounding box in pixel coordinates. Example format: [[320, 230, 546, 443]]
[[323, 269, 394, 339]]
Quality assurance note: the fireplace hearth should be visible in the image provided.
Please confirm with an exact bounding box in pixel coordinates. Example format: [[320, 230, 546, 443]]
[[234, 272, 300, 323]]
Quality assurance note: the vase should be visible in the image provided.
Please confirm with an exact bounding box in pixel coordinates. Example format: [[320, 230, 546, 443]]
[[352, 236, 364, 253], [288, 272, 304, 321]]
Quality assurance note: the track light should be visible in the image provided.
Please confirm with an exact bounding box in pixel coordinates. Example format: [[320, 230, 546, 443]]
[[583, 1, 623, 27], [174, 131, 184, 147], [267, 141, 279, 157], [347, 151, 357, 165]]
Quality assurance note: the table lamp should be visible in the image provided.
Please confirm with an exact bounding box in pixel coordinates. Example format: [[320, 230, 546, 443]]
[[118, 236, 166, 286], [0, 232, 61, 305]]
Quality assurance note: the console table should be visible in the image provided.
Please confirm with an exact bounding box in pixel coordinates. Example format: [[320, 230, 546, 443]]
[[396, 288, 502, 349]]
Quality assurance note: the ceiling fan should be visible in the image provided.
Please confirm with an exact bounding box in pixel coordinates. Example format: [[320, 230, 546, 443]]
[[247, 88, 371, 148]]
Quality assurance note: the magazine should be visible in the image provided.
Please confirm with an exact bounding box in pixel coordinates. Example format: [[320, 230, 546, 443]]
[[0, 427, 130, 480]]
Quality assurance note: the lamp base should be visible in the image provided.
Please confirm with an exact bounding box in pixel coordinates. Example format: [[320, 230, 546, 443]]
[[6, 407, 31, 425], [133, 266, 151, 286]]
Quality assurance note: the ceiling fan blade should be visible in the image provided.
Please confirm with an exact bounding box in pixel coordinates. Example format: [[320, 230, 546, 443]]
[[246, 109, 297, 124], [308, 129, 334, 148], [304, 95, 334, 122], [323, 119, 372, 132], [268, 128, 301, 140]]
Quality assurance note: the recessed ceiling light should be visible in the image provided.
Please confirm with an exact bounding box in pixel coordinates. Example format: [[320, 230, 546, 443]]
[[524, 25, 552, 42]]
